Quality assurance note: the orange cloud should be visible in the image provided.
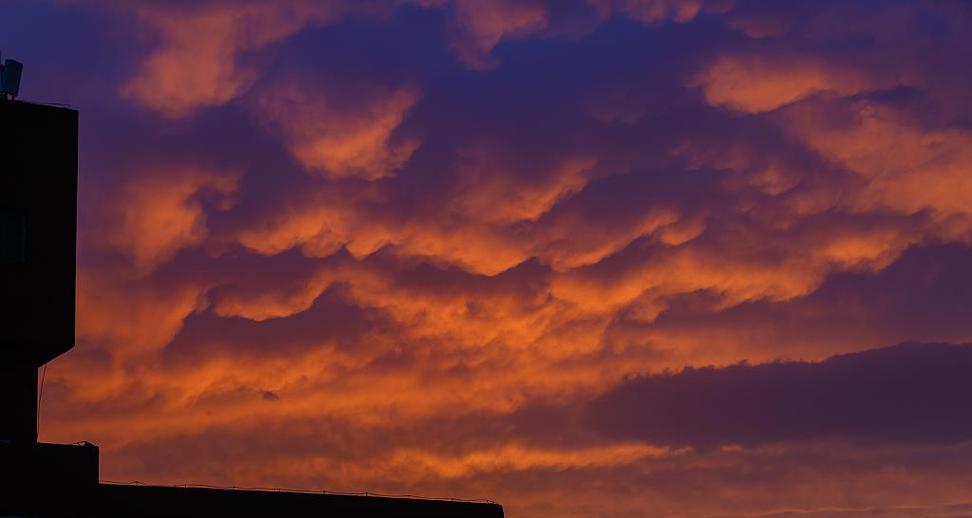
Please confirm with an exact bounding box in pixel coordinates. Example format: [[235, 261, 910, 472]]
[[448, 0, 550, 69], [378, 442, 678, 479], [252, 79, 420, 179], [448, 148, 595, 225], [113, 0, 740, 119], [27, 2, 972, 518], [611, 0, 706, 24], [691, 52, 879, 113], [118, 2, 345, 118], [446, 0, 720, 69], [782, 101, 972, 223], [102, 167, 238, 273]]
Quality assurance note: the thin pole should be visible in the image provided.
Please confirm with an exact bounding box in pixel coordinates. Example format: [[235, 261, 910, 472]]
[[37, 364, 49, 437]]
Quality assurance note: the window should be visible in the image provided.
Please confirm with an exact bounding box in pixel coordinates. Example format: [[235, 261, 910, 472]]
[[0, 208, 27, 263]]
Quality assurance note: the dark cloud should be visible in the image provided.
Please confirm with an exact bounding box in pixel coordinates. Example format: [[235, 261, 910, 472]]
[[591, 342, 972, 446]]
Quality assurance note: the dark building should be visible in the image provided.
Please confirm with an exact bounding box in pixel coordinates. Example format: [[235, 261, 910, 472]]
[[0, 99, 502, 517], [0, 100, 77, 445]]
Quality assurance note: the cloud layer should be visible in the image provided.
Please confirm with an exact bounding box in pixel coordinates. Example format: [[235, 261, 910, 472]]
[[592, 342, 972, 446], [5, 0, 972, 516]]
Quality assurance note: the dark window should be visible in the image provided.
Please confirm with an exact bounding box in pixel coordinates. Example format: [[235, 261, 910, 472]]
[[0, 208, 27, 263]]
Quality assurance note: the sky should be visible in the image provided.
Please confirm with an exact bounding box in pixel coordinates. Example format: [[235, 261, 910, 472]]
[[4, 0, 972, 516]]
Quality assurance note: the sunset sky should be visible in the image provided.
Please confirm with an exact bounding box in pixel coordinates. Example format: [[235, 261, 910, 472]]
[[5, 0, 972, 516]]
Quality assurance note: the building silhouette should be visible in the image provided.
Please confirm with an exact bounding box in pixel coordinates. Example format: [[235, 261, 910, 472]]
[[0, 96, 503, 517]]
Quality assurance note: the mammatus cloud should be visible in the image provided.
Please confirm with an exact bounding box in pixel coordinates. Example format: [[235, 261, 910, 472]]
[[11, 0, 972, 517], [690, 51, 877, 113], [446, 0, 550, 69], [117, 0, 364, 118], [252, 79, 420, 179], [111, 0, 729, 117], [443, 0, 726, 69], [101, 167, 238, 272]]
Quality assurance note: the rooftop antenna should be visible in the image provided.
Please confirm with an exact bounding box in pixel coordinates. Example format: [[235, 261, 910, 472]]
[[0, 51, 24, 100]]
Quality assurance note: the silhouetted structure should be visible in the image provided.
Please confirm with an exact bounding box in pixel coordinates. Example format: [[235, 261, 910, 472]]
[[0, 95, 502, 517], [0, 100, 77, 444]]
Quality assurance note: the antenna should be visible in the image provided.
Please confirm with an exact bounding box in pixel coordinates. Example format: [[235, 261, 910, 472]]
[[0, 53, 23, 100]]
